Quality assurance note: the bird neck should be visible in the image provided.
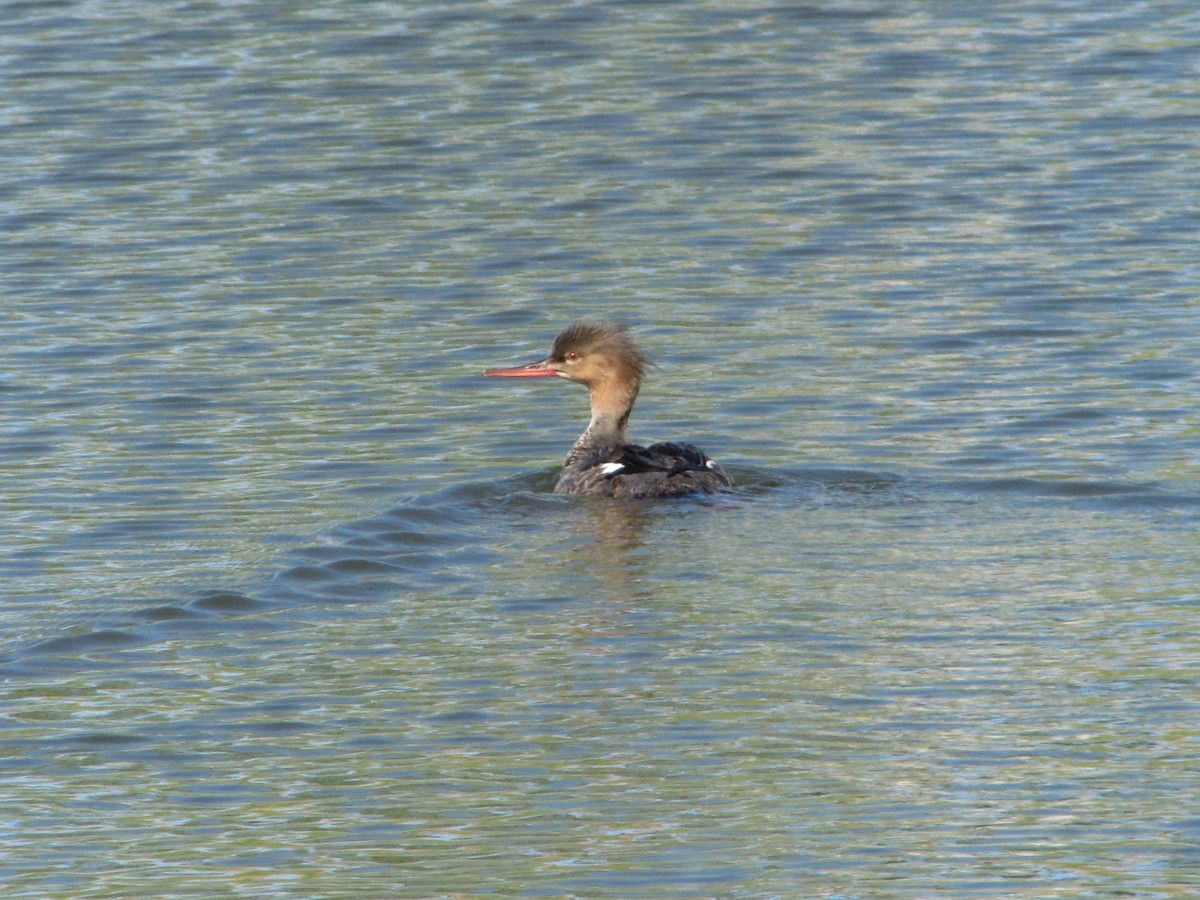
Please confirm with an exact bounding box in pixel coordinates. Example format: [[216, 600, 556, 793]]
[[565, 378, 638, 465], [587, 378, 637, 443]]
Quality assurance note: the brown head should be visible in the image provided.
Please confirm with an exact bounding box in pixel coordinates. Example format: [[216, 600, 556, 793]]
[[484, 323, 647, 436], [484, 323, 644, 386]]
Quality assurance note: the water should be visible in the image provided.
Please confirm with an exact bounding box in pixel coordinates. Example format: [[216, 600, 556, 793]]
[[4, 0, 1200, 896]]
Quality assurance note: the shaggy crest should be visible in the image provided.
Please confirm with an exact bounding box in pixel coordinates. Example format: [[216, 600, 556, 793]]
[[549, 322, 646, 383]]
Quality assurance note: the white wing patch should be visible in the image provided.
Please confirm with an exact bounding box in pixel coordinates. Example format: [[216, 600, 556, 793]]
[[598, 462, 625, 476]]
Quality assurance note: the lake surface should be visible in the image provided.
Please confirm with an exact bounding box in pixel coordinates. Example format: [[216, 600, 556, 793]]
[[4, 1, 1200, 896]]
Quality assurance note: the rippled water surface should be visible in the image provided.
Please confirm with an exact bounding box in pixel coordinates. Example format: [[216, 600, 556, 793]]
[[4, 1, 1200, 896]]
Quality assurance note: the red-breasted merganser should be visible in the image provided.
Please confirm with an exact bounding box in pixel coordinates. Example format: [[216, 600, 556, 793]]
[[484, 323, 733, 498]]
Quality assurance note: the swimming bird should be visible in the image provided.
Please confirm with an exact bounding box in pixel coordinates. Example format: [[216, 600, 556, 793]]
[[484, 323, 733, 498]]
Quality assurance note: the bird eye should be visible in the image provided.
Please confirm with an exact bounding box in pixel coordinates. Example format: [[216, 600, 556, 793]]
[[565, 351, 579, 362]]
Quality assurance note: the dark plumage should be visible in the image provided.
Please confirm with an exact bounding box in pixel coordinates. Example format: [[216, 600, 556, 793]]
[[484, 323, 733, 498]]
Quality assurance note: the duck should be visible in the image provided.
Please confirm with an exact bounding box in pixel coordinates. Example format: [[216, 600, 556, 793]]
[[484, 323, 733, 498]]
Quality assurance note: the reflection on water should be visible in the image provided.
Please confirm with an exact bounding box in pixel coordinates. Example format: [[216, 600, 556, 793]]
[[4, 0, 1200, 896]]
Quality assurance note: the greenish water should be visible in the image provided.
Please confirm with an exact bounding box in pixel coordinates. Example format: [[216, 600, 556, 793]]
[[4, 1, 1200, 897]]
